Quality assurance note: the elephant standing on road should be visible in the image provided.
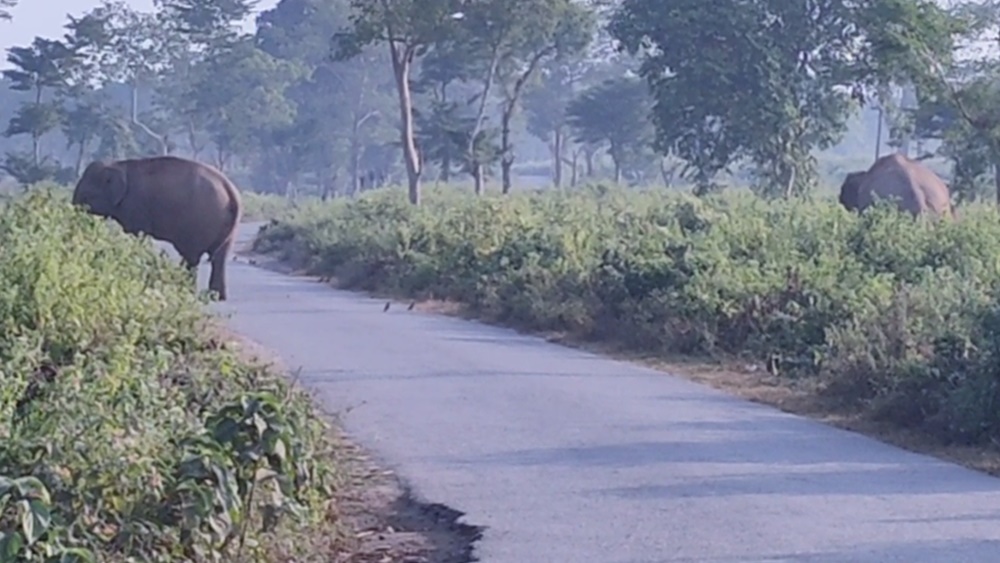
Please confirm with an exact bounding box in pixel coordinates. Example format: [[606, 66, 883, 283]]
[[838, 153, 952, 218], [72, 155, 243, 301]]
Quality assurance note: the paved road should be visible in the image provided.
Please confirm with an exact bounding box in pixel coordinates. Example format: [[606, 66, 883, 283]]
[[184, 223, 1000, 562]]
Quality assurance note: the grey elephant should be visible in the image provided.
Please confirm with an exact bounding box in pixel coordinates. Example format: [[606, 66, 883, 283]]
[[838, 153, 952, 218], [72, 155, 243, 301]]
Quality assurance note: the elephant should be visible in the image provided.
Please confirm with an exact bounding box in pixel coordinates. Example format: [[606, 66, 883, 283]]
[[838, 153, 952, 218], [72, 155, 243, 301]]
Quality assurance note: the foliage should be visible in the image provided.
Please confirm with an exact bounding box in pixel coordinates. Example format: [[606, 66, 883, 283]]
[[566, 76, 656, 183], [0, 0, 15, 21], [608, 0, 964, 194], [3, 0, 1000, 200], [0, 189, 346, 561], [258, 185, 1000, 446]]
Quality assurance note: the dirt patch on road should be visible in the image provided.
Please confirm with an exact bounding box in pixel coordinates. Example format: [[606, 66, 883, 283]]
[[211, 323, 483, 562]]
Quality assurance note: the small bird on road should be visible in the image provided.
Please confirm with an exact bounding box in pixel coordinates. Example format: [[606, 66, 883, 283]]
[[383, 301, 391, 312], [407, 301, 416, 311]]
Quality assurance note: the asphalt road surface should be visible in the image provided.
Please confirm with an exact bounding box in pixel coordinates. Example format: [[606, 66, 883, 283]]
[[175, 222, 1000, 562]]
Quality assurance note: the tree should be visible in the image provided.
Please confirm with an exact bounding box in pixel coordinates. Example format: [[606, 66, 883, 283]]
[[416, 32, 497, 192], [257, 0, 396, 196], [334, 0, 465, 205], [492, 0, 593, 193], [566, 75, 655, 183], [0, 0, 16, 21], [917, 2, 1000, 203], [61, 101, 108, 175], [69, 1, 182, 155], [188, 39, 302, 170], [3, 37, 75, 176], [156, 0, 258, 47], [523, 55, 628, 188], [609, 0, 962, 196]]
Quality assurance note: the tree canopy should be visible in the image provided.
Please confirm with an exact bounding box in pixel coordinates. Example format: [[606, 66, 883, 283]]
[[0, 0, 997, 203]]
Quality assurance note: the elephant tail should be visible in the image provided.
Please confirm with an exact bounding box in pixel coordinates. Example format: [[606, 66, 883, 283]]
[[207, 183, 243, 261]]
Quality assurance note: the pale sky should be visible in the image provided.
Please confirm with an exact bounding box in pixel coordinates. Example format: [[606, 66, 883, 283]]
[[0, 0, 278, 64]]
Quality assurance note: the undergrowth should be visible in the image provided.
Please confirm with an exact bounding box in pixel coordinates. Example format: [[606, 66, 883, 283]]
[[254, 184, 1000, 448], [0, 190, 348, 562]]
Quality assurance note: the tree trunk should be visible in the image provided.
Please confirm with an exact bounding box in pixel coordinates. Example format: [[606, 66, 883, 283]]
[[389, 43, 421, 205], [499, 50, 550, 194], [473, 164, 483, 195], [566, 146, 583, 188], [187, 119, 202, 158], [994, 155, 1000, 206], [349, 122, 360, 196], [75, 139, 88, 176], [32, 86, 42, 167], [784, 164, 796, 199], [467, 48, 501, 181], [552, 127, 563, 189], [440, 152, 451, 182], [215, 144, 228, 171], [500, 110, 514, 194], [131, 85, 168, 155], [659, 158, 678, 188]]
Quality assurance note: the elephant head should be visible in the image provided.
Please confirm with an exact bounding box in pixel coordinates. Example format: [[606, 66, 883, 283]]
[[838, 170, 867, 211], [72, 161, 128, 218]]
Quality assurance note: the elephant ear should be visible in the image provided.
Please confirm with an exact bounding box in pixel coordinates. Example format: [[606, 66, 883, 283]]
[[103, 165, 128, 207]]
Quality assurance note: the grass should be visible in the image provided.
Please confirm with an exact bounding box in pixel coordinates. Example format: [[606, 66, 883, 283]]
[[251, 183, 1000, 475]]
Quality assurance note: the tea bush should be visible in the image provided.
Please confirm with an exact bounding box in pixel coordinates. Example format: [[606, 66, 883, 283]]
[[255, 184, 1000, 447], [0, 190, 346, 561]]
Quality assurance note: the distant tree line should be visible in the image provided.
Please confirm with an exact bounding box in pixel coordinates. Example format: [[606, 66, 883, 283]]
[[0, 0, 998, 204]]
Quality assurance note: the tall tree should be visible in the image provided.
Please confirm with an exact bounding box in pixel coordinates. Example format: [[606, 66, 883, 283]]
[[523, 56, 621, 188], [186, 38, 302, 170], [3, 37, 75, 174], [70, 1, 181, 155], [334, 0, 464, 205], [491, 0, 593, 193], [415, 35, 498, 190], [609, 0, 963, 196], [910, 1, 1000, 202], [257, 0, 395, 196], [566, 75, 655, 183]]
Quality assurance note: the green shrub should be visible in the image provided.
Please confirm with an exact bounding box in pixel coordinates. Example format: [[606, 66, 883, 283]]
[[0, 190, 344, 561], [256, 184, 1000, 447]]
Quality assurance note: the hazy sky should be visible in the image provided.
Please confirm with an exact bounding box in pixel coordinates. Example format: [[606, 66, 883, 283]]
[[0, 0, 278, 62]]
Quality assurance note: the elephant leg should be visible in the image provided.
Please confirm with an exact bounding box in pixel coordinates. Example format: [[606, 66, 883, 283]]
[[177, 252, 201, 291], [208, 236, 235, 302]]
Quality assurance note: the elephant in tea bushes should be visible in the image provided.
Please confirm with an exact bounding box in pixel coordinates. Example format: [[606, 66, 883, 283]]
[[72, 155, 243, 300], [838, 153, 952, 218]]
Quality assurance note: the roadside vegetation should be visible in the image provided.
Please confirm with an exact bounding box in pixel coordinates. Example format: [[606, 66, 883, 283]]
[[0, 189, 352, 561], [255, 185, 1000, 453], [240, 191, 305, 222]]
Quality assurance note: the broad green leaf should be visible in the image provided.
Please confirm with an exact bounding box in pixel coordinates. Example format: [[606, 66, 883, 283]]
[[20, 498, 52, 545], [0, 532, 25, 559]]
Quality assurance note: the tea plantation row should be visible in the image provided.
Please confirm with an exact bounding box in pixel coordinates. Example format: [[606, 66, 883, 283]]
[[0, 190, 348, 561], [253, 185, 1000, 448]]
